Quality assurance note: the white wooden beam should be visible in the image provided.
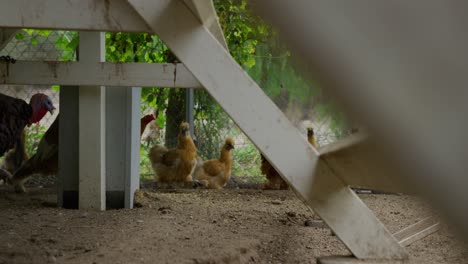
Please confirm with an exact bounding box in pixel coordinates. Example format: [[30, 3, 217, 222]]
[[0, 0, 150, 32], [0, 0, 227, 43], [78, 31, 106, 210], [125, 0, 407, 260], [310, 162, 408, 259], [0, 61, 201, 88], [393, 217, 440, 247], [183, 0, 228, 49]]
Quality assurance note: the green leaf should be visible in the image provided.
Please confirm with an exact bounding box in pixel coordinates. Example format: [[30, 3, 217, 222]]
[[30, 38, 39, 45], [15, 33, 25, 40], [51, 85, 60, 92]]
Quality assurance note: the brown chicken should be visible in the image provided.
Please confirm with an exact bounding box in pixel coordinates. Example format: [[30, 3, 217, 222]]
[[194, 137, 234, 189], [261, 127, 318, 190], [149, 122, 198, 183], [10, 114, 156, 193]]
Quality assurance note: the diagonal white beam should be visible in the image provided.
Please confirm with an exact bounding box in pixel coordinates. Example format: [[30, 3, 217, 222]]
[[0, 61, 201, 87], [183, 0, 228, 49], [125, 0, 407, 259]]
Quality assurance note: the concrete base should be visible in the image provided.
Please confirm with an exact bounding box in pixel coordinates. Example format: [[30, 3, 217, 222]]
[[318, 256, 408, 264]]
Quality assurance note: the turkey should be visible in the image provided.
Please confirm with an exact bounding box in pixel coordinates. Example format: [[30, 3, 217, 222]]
[[0, 93, 55, 180]]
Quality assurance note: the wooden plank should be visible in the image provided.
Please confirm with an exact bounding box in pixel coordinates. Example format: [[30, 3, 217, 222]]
[[0, 0, 150, 32], [0, 0, 228, 42], [105, 86, 141, 209], [309, 162, 408, 260], [393, 217, 440, 247], [0, 61, 201, 88], [125, 0, 408, 259], [78, 32, 106, 210], [319, 133, 411, 194]]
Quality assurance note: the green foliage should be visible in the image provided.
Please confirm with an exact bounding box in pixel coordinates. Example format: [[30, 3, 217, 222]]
[[24, 125, 47, 157], [232, 143, 262, 179]]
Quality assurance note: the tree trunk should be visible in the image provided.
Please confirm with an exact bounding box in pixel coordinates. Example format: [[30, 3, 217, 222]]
[[165, 88, 186, 148]]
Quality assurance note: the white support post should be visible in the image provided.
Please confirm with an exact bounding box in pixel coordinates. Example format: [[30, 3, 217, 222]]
[[105, 86, 141, 209], [126, 87, 141, 208], [78, 31, 106, 210], [125, 0, 407, 260]]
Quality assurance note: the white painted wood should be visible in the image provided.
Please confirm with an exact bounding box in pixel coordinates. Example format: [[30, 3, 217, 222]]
[[125, 0, 407, 259], [78, 31, 106, 210], [0, 0, 149, 32], [183, 0, 227, 49], [319, 133, 410, 194], [393, 217, 440, 247], [105, 86, 141, 209], [125, 87, 141, 209], [308, 162, 408, 259], [58, 86, 79, 209], [0, 61, 201, 88]]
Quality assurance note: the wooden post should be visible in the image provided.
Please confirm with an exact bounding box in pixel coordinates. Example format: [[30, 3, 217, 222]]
[[105, 86, 141, 209], [78, 31, 106, 210]]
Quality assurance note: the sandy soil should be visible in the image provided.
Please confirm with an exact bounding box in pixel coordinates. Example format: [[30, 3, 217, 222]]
[[0, 186, 466, 264]]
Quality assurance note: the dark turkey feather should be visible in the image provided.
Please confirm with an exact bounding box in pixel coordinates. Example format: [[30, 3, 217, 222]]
[[0, 93, 32, 157]]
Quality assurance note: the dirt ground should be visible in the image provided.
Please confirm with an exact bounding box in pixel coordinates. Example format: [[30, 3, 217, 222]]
[[0, 186, 466, 264]]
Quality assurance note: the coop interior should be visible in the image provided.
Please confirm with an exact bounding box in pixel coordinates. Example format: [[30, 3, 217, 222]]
[[0, 1, 467, 264]]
